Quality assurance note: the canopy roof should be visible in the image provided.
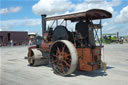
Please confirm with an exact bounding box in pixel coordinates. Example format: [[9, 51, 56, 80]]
[[46, 9, 112, 22]]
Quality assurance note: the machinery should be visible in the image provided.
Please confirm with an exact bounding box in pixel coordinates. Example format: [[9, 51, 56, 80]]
[[102, 32, 120, 44], [27, 9, 112, 76]]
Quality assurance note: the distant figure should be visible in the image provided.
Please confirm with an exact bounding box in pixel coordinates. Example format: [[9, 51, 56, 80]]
[[104, 35, 107, 40], [10, 40, 13, 46], [29, 40, 32, 46]]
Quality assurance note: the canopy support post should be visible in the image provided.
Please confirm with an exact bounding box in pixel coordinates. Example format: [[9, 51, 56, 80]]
[[100, 19, 102, 46]]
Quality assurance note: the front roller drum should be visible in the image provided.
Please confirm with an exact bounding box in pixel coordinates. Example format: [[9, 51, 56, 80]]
[[50, 40, 78, 76], [28, 49, 49, 66]]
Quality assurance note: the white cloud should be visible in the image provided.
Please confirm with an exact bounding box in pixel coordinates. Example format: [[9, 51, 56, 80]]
[[0, 18, 41, 31], [32, 0, 74, 15], [108, 0, 121, 7], [0, 6, 22, 14], [74, 0, 121, 13], [23, 19, 41, 26], [86, 0, 104, 3], [32, 0, 121, 16], [114, 5, 128, 24], [103, 22, 109, 27]]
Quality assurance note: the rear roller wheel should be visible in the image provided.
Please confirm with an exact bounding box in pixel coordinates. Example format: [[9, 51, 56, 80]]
[[50, 40, 78, 76], [28, 49, 49, 66], [28, 50, 34, 66]]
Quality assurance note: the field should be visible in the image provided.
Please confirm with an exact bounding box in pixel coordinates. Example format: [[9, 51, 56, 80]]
[[0, 44, 128, 85]]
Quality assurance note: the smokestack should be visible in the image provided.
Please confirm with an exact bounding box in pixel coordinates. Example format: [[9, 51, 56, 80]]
[[41, 14, 47, 37]]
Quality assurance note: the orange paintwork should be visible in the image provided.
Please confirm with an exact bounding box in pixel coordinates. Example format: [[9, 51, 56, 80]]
[[77, 47, 101, 71], [41, 32, 53, 51], [28, 42, 101, 72], [41, 41, 53, 52]]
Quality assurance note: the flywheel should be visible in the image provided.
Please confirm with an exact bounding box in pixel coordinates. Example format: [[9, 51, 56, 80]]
[[50, 40, 78, 76]]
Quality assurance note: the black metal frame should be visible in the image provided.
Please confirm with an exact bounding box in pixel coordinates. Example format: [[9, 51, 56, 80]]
[[50, 19, 67, 28], [43, 15, 103, 47]]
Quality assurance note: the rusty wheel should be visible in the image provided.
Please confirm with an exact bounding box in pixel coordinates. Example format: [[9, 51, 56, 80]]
[[50, 40, 78, 76]]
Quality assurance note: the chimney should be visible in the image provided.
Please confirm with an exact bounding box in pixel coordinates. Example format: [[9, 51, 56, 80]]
[[41, 14, 47, 37]]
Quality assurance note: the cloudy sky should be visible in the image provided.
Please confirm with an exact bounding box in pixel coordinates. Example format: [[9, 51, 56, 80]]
[[0, 0, 128, 36]]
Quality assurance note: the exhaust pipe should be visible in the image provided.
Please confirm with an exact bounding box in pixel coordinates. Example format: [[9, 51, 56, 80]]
[[41, 14, 47, 37]]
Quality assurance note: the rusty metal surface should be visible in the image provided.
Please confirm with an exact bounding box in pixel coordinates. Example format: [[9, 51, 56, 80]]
[[77, 47, 101, 71], [46, 9, 112, 21]]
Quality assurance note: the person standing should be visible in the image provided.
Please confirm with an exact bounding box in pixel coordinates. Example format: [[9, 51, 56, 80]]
[[10, 40, 13, 47]]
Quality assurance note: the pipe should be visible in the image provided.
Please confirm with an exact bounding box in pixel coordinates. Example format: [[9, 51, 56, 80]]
[[41, 14, 47, 37]]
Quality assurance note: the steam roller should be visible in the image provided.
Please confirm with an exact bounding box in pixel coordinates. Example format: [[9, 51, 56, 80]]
[[27, 9, 112, 76]]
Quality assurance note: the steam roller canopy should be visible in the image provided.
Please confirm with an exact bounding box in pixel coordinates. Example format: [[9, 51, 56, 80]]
[[53, 26, 69, 41]]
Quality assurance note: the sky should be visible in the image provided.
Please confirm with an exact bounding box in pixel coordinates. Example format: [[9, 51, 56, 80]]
[[0, 0, 128, 36]]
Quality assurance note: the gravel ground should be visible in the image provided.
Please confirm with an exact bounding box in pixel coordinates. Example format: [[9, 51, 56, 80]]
[[0, 44, 128, 85]]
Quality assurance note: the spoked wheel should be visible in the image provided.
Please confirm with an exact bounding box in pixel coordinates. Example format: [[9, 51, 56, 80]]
[[50, 40, 78, 76]]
